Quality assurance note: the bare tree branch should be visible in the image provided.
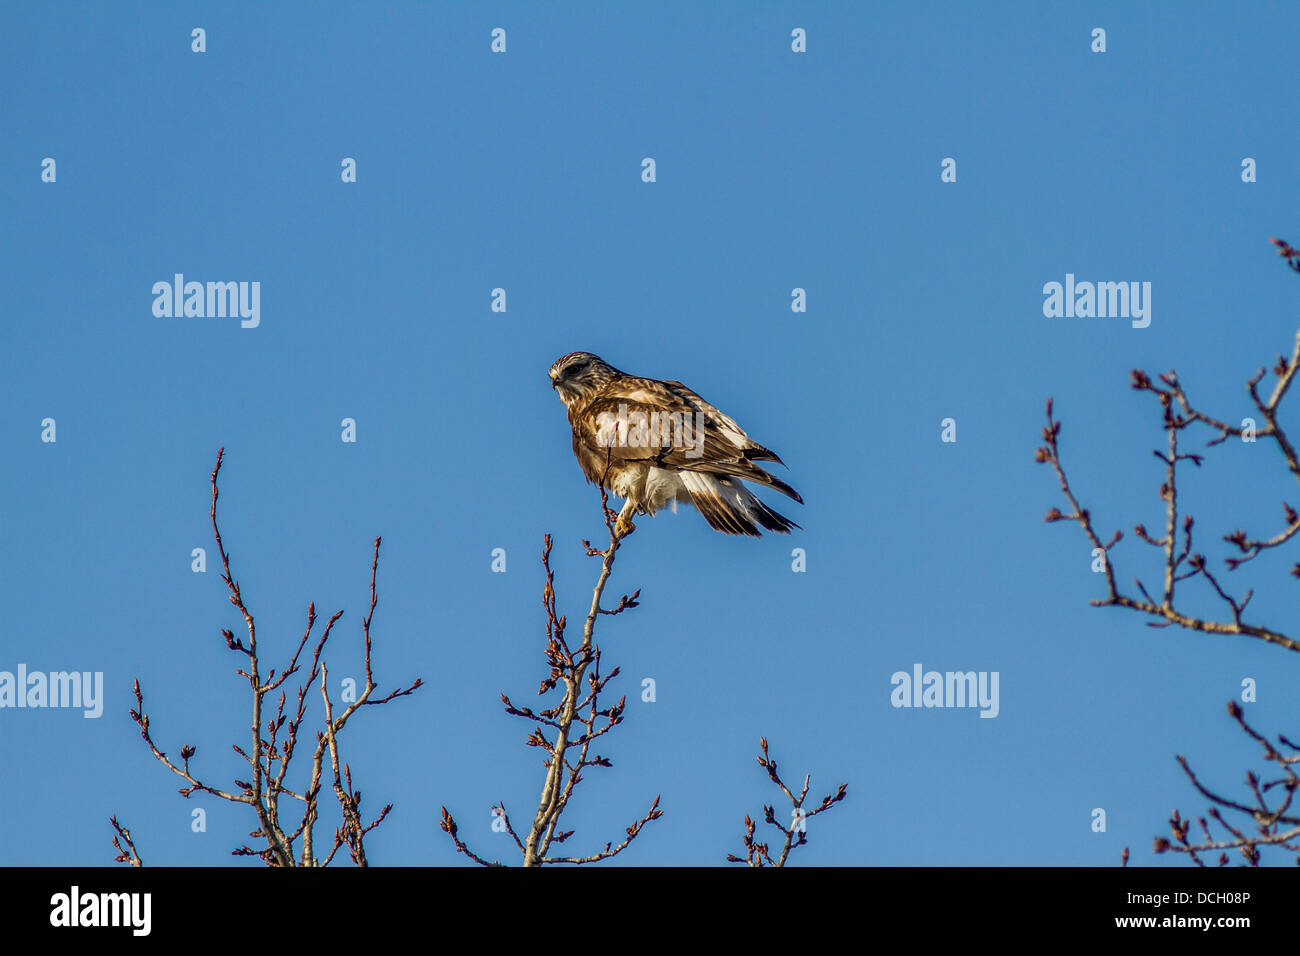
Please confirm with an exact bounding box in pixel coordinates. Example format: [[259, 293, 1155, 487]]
[[1039, 238, 1300, 864], [1154, 703, 1300, 866], [113, 449, 421, 865], [1038, 356, 1300, 654], [441, 456, 662, 866], [726, 737, 847, 867], [109, 816, 143, 867]]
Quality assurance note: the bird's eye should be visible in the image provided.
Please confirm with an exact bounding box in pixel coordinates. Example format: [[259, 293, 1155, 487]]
[[567, 362, 586, 375]]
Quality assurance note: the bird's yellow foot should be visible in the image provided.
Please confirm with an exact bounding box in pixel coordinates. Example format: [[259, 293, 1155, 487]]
[[615, 514, 637, 538]]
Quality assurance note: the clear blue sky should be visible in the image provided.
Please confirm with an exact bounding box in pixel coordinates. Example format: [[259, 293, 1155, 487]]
[[2, 1, 1298, 866]]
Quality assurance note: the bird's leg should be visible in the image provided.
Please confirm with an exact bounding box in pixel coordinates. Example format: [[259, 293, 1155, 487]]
[[614, 499, 637, 538]]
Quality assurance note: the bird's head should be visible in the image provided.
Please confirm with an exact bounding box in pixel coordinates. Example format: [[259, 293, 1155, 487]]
[[549, 352, 618, 406]]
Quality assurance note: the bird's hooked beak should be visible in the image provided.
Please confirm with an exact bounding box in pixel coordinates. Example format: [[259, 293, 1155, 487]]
[[549, 369, 560, 389]]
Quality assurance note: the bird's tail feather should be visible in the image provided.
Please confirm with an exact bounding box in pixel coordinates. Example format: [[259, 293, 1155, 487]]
[[691, 460, 803, 504], [680, 473, 801, 537]]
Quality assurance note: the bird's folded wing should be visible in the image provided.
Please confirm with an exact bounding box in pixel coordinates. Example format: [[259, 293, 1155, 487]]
[[575, 391, 802, 503]]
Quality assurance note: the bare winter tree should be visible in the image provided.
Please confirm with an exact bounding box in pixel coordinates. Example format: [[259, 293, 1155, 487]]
[[117, 450, 845, 867], [112, 448, 422, 866], [1038, 237, 1300, 865], [440, 470, 663, 866], [441, 460, 848, 866]]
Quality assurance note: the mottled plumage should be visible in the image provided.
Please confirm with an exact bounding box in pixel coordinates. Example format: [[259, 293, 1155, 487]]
[[549, 352, 802, 537]]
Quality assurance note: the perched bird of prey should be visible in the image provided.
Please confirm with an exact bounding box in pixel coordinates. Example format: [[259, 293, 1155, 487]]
[[548, 352, 802, 537]]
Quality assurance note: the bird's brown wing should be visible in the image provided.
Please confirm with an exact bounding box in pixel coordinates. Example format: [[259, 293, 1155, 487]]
[[572, 377, 802, 503]]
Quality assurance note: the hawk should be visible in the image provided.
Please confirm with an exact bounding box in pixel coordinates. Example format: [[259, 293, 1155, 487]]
[[548, 352, 802, 537]]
